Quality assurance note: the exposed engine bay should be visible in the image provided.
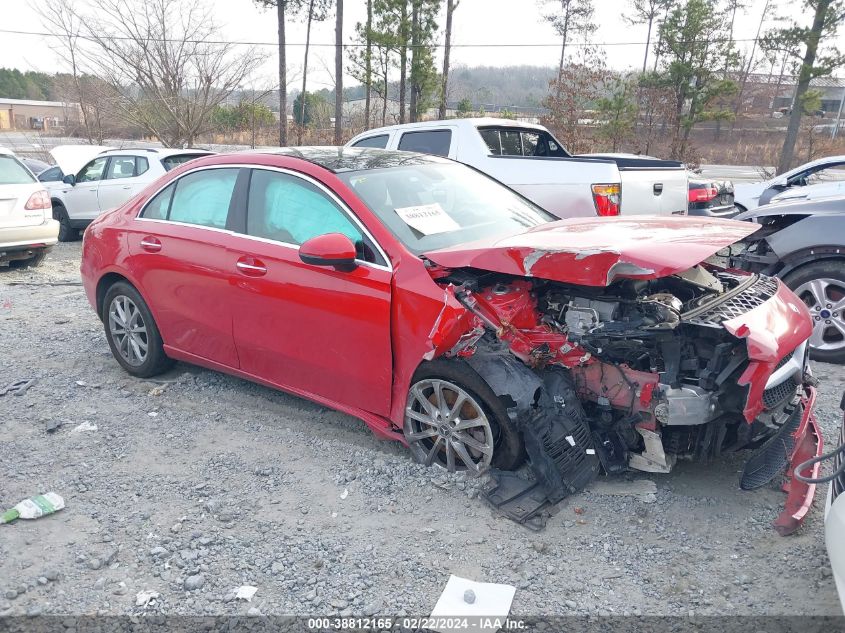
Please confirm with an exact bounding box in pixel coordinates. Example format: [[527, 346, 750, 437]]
[[426, 262, 819, 532]]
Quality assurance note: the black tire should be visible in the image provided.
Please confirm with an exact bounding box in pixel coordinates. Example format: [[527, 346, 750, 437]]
[[408, 359, 525, 471], [9, 251, 47, 269], [53, 204, 79, 242], [102, 281, 173, 377], [783, 260, 845, 364]]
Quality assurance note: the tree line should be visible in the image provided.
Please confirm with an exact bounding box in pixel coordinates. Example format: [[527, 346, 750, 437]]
[[24, 0, 845, 173]]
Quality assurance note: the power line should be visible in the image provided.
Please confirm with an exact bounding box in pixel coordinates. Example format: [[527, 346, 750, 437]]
[[0, 28, 763, 49]]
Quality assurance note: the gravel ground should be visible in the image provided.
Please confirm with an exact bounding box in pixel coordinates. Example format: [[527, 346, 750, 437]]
[[0, 242, 843, 619]]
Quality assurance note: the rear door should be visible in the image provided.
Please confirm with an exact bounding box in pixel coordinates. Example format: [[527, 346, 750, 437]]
[[126, 166, 241, 368], [97, 155, 150, 213], [226, 167, 394, 416], [0, 154, 42, 229]]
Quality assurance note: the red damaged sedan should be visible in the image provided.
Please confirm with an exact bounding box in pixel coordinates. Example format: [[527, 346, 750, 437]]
[[80, 148, 822, 533]]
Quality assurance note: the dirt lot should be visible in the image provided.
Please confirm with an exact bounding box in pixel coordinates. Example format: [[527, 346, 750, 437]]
[[0, 242, 843, 619]]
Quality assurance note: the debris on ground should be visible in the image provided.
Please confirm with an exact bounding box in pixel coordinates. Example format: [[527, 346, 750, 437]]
[[589, 479, 658, 502], [0, 379, 36, 397], [71, 421, 98, 433], [430, 575, 516, 633], [45, 419, 65, 434], [135, 590, 160, 607], [1, 492, 65, 524], [234, 586, 258, 602]]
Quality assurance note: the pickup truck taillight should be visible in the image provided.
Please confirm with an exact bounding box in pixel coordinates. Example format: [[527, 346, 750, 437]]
[[688, 185, 718, 203], [591, 184, 621, 216]]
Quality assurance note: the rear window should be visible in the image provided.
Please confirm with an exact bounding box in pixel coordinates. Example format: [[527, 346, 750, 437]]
[[0, 155, 36, 185], [161, 153, 208, 171], [352, 135, 389, 149], [479, 127, 569, 157], [397, 130, 452, 157]]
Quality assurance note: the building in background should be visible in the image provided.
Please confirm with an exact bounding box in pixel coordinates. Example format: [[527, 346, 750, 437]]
[[0, 98, 81, 131]]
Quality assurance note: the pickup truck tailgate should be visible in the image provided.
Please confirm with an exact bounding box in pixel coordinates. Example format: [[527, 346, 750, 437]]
[[585, 155, 688, 216], [619, 167, 688, 215]]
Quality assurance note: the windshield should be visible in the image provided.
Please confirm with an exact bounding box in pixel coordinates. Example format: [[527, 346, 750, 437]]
[[162, 153, 209, 171], [0, 155, 36, 185], [339, 163, 554, 253]]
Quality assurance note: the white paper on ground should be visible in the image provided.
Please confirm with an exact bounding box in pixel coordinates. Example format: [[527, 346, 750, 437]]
[[430, 575, 516, 633], [235, 585, 258, 602], [395, 203, 460, 235]]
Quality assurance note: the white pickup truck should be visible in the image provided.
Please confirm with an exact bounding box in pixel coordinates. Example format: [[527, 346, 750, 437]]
[[346, 118, 688, 218]]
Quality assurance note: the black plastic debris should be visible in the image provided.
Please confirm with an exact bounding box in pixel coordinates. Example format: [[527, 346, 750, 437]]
[[0, 379, 36, 397]]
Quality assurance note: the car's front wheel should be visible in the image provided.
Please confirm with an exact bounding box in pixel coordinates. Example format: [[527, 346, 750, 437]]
[[403, 360, 524, 474], [784, 261, 845, 364], [53, 204, 78, 242], [102, 281, 173, 377]]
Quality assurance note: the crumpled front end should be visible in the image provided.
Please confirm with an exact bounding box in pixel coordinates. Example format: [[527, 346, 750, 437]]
[[406, 258, 821, 533]]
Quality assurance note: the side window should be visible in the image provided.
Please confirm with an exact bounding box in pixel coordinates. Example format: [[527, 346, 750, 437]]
[[500, 130, 522, 156], [352, 135, 389, 149], [247, 169, 361, 245], [479, 129, 501, 155], [521, 132, 540, 156], [105, 156, 137, 180], [141, 182, 176, 220], [168, 168, 239, 229], [397, 130, 452, 157], [246, 169, 385, 265], [77, 157, 108, 183], [136, 156, 149, 176]]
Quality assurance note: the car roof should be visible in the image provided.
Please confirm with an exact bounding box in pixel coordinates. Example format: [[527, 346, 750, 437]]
[[99, 147, 214, 158], [350, 117, 547, 139], [0, 147, 15, 157], [254, 146, 451, 173]]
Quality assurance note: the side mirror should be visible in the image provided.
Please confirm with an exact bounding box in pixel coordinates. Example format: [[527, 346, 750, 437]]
[[299, 233, 358, 271], [62, 174, 76, 186]]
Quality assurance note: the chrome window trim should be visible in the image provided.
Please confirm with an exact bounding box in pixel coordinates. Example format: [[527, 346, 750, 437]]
[[135, 163, 393, 273]]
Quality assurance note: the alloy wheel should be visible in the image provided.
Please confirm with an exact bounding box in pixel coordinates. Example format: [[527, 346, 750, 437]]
[[794, 277, 845, 353], [108, 295, 149, 367], [404, 378, 494, 474]]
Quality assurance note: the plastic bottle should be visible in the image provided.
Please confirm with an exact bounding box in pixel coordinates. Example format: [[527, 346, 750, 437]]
[[0, 493, 65, 524]]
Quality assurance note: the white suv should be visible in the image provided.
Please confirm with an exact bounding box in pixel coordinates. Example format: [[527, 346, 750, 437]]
[[48, 147, 213, 241]]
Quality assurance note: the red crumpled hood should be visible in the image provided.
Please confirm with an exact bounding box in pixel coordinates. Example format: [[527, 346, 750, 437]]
[[424, 216, 759, 286]]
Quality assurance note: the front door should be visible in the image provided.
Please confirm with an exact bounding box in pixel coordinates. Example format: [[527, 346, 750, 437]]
[[64, 156, 108, 221], [227, 167, 393, 416], [125, 166, 242, 368]]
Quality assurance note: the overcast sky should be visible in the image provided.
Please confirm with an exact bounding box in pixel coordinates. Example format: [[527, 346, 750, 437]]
[[2, 0, 842, 93]]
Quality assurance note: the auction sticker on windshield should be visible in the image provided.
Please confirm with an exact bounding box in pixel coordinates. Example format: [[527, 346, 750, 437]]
[[395, 203, 460, 235]]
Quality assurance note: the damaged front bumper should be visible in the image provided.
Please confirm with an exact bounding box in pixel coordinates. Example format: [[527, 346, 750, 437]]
[[772, 385, 823, 535]]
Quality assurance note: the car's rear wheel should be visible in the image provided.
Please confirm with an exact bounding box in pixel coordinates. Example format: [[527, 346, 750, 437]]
[[784, 261, 845, 364], [8, 251, 47, 268], [404, 360, 524, 474], [102, 281, 173, 377], [53, 204, 78, 242]]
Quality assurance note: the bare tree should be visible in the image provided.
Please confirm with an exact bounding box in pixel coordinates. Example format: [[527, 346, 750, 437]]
[[58, 0, 262, 148], [539, 0, 596, 99], [625, 0, 675, 74], [36, 0, 106, 143], [335, 0, 344, 144], [297, 0, 331, 144], [439, 0, 460, 119]]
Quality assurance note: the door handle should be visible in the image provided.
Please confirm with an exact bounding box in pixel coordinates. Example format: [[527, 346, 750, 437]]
[[236, 256, 267, 277], [653, 183, 664, 195], [121, 185, 131, 190], [140, 236, 162, 253], [88, 188, 97, 192]]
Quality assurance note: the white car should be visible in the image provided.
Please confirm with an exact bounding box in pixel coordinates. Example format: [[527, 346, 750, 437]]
[[734, 155, 845, 211], [0, 148, 58, 268], [47, 146, 213, 241], [346, 118, 689, 219]]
